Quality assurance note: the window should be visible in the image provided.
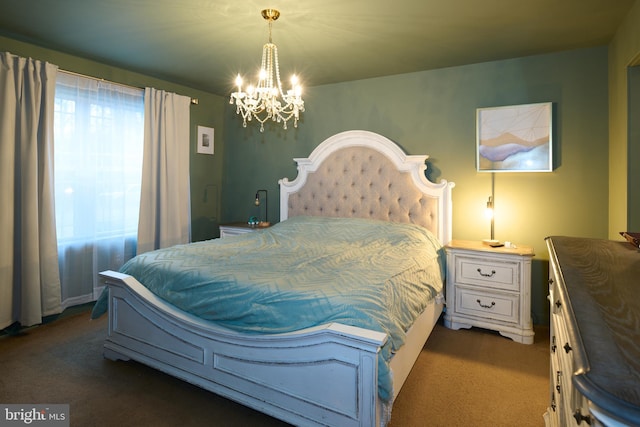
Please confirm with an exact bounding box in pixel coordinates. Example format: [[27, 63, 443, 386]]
[[54, 72, 144, 306]]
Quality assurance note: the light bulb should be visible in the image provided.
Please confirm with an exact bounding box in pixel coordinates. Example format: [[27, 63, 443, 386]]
[[485, 206, 494, 219], [485, 197, 494, 219]]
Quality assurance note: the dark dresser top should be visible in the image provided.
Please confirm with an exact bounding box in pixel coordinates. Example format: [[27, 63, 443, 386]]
[[546, 236, 640, 425]]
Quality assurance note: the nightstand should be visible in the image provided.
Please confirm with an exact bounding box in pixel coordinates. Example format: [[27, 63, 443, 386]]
[[219, 222, 269, 238], [444, 240, 535, 344]]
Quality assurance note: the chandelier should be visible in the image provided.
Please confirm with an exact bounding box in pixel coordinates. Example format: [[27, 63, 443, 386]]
[[230, 9, 305, 132]]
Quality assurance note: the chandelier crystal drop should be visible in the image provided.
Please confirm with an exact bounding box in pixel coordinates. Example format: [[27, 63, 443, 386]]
[[230, 9, 305, 132]]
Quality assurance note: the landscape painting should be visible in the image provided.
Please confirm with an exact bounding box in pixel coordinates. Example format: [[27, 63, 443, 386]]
[[476, 102, 552, 172]]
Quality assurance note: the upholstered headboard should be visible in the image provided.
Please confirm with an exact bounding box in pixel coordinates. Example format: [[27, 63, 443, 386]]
[[278, 130, 455, 244]]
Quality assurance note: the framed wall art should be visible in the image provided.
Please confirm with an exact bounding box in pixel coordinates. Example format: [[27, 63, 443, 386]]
[[476, 102, 552, 172], [197, 125, 214, 155]]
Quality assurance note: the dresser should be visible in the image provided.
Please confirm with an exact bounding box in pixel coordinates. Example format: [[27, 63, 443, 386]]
[[444, 240, 535, 344], [545, 236, 640, 426]]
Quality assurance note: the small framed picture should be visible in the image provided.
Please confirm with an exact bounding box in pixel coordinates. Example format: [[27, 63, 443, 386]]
[[476, 102, 552, 172], [197, 126, 214, 155]]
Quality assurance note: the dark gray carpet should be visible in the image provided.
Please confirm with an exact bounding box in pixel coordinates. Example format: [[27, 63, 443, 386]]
[[0, 308, 549, 426]]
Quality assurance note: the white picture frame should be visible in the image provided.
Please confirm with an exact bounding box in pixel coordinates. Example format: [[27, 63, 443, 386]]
[[476, 102, 552, 172], [197, 126, 214, 155]]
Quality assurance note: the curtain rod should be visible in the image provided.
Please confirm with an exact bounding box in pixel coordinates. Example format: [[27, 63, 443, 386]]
[[58, 69, 199, 105]]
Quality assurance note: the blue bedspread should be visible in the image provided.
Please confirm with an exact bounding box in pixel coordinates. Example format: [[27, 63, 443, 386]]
[[110, 216, 445, 400]]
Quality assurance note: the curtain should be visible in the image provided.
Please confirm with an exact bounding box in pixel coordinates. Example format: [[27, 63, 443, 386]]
[[54, 72, 144, 308], [0, 52, 61, 329], [137, 88, 191, 253]]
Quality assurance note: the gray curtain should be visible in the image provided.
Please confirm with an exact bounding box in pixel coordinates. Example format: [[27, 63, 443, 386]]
[[0, 52, 61, 329], [137, 88, 191, 253]]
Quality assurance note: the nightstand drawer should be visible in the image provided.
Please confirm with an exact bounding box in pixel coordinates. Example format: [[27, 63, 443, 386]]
[[456, 257, 519, 291], [220, 227, 253, 238], [219, 222, 268, 238], [455, 287, 520, 324]]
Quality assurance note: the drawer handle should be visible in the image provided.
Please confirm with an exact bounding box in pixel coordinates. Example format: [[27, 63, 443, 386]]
[[555, 300, 562, 309], [573, 409, 592, 425], [563, 342, 572, 353], [476, 299, 496, 309], [476, 268, 496, 278]]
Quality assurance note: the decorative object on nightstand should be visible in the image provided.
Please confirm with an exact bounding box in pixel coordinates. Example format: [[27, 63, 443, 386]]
[[620, 231, 640, 248], [444, 239, 535, 344]]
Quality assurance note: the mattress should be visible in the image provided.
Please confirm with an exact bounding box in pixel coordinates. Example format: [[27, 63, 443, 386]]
[[100, 215, 445, 400]]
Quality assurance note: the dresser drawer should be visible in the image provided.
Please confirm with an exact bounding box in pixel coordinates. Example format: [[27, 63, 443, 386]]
[[454, 287, 520, 323], [455, 255, 520, 291]]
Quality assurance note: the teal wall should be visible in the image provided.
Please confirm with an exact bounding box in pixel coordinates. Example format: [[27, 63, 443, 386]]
[[1, 33, 610, 326], [223, 46, 610, 325], [0, 35, 226, 243]]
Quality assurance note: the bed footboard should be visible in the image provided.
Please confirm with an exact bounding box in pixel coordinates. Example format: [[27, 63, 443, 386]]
[[100, 270, 388, 427]]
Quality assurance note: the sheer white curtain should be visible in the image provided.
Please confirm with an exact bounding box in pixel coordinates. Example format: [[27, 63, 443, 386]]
[[0, 52, 61, 329], [137, 88, 191, 253], [54, 72, 144, 308]]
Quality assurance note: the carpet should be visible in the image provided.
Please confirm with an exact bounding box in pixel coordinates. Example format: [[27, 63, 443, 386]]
[[0, 308, 549, 426]]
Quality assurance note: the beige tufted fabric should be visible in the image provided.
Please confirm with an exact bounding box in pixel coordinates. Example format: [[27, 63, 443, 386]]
[[287, 146, 439, 233]]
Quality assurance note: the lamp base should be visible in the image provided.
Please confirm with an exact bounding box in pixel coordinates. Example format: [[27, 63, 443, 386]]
[[482, 239, 500, 246]]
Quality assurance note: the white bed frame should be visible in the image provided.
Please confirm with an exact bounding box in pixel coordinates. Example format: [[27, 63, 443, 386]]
[[99, 130, 454, 427]]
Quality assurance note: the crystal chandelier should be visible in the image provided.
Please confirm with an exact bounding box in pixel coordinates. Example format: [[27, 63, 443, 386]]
[[230, 9, 305, 132]]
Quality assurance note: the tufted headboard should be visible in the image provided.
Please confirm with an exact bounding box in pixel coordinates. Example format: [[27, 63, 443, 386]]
[[278, 130, 455, 244]]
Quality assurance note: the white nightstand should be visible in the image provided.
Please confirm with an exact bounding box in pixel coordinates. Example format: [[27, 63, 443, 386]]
[[444, 240, 535, 344], [219, 222, 269, 238]]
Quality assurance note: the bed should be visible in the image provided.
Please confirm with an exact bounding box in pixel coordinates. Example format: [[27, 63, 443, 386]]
[[98, 130, 454, 426]]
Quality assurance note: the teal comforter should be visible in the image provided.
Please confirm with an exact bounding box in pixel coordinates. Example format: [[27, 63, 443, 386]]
[[116, 216, 445, 400]]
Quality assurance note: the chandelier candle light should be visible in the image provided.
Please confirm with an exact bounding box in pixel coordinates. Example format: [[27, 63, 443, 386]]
[[230, 9, 305, 132]]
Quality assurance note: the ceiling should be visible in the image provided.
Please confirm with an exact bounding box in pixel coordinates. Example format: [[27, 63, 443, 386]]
[[0, 0, 635, 96]]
